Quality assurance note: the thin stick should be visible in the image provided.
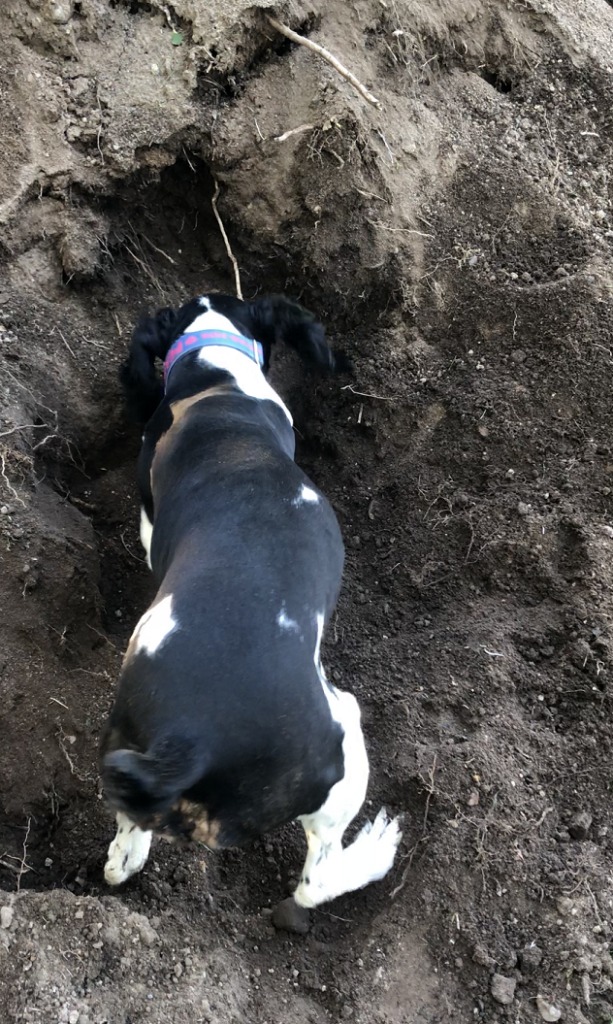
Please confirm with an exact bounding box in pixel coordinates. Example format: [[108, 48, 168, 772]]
[[141, 234, 177, 265], [0, 424, 47, 440], [275, 123, 315, 143], [341, 384, 395, 400], [211, 179, 243, 300], [267, 16, 381, 109], [17, 818, 31, 892], [120, 531, 146, 564], [0, 451, 25, 506]]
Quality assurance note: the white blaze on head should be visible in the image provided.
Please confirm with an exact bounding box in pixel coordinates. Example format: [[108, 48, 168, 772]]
[[131, 594, 177, 656], [185, 305, 293, 425], [293, 484, 320, 506]]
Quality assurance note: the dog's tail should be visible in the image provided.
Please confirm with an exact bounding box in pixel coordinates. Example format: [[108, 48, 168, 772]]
[[119, 307, 178, 425], [101, 736, 203, 819], [245, 295, 352, 374]]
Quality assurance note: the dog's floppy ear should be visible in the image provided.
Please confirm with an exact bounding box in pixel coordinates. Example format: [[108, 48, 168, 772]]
[[245, 295, 352, 373], [119, 306, 180, 425]]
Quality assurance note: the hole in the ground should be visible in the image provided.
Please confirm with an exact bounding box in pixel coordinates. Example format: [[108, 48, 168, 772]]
[[478, 68, 514, 93]]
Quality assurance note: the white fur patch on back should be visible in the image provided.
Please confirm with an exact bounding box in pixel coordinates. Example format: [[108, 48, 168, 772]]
[[131, 594, 177, 656], [293, 484, 319, 506], [186, 307, 292, 425], [140, 506, 153, 570], [278, 605, 300, 633]]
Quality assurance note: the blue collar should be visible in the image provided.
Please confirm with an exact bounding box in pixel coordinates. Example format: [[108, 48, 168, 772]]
[[163, 328, 265, 388]]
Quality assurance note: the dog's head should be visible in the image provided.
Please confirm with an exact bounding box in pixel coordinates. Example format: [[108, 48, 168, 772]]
[[120, 293, 351, 424]]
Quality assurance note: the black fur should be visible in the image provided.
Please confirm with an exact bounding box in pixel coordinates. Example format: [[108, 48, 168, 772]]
[[102, 293, 349, 847]]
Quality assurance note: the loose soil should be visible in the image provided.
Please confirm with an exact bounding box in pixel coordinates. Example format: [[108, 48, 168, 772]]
[[1, 0, 613, 1021]]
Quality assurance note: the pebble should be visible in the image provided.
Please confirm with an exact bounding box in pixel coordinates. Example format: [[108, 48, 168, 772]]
[[536, 994, 562, 1021], [511, 349, 527, 363], [520, 943, 543, 969], [517, 502, 531, 516], [271, 897, 310, 935], [568, 810, 592, 840], [0, 905, 14, 929], [491, 974, 516, 1005]]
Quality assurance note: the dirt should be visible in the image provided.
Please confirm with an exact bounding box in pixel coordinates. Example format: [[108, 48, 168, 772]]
[[2, 0, 613, 1020]]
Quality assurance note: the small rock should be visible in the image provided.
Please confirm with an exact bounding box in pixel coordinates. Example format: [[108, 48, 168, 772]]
[[48, 0, 73, 23], [491, 973, 516, 1006], [0, 905, 14, 929], [536, 995, 562, 1021], [271, 897, 310, 935], [467, 791, 480, 807], [556, 897, 574, 915], [568, 810, 592, 840], [517, 502, 531, 516], [601, 525, 613, 539], [511, 349, 527, 363], [520, 943, 543, 969], [473, 943, 495, 967]]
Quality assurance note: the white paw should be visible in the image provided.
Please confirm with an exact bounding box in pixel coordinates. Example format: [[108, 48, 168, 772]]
[[104, 824, 152, 886], [352, 808, 402, 883]]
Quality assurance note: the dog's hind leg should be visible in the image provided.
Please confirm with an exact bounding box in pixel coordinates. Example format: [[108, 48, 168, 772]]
[[104, 811, 152, 885], [293, 686, 401, 909]]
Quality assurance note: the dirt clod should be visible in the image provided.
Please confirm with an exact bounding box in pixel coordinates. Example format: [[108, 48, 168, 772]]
[[271, 897, 311, 935], [568, 811, 593, 841], [491, 974, 517, 1006]]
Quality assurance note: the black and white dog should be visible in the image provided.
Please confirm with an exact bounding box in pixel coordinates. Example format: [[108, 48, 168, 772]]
[[100, 294, 401, 909]]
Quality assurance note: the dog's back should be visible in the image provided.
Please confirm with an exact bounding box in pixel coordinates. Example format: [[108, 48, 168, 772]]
[[102, 387, 345, 845]]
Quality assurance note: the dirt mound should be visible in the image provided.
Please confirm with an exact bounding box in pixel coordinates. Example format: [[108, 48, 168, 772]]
[[1, 0, 613, 1020]]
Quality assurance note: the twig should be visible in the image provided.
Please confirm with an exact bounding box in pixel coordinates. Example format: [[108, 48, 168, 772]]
[[57, 330, 76, 358], [354, 186, 389, 203], [341, 384, 395, 400], [254, 118, 265, 141], [367, 219, 433, 237], [211, 179, 243, 300], [275, 123, 315, 143], [49, 697, 69, 710], [266, 15, 382, 109], [56, 726, 90, 783], [120, 531, 146, 563], [375, 129, 395, 162], [0, 451, 25, 506], [141, 234, 177, 265], [17, 818, 31, 892], [391, 756, 437, 899], [123, 244, 166, 298], [0, 424, 47, 440]]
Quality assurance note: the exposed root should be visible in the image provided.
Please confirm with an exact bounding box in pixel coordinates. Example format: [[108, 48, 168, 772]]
[[267, 15, 382, 109], [16, 817, 31, 892], [211, 179, 243, 300]]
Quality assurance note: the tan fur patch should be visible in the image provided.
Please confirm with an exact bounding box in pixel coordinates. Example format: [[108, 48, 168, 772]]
[[151, 384, 234, 495], [178, 799, 220, 848], [170, 385, 233, 425]]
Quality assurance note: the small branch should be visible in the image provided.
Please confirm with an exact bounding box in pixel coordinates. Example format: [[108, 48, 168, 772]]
[[267, 15, 382, 109], [341, 384, 395, 401], [211, 179, 243, 300], [275, 123, 315, 143], [0, 424, 47, 440], [17, 818, 31, 892]]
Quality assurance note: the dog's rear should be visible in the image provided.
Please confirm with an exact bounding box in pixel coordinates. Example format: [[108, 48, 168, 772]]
[[101, 293, 400, 907]]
